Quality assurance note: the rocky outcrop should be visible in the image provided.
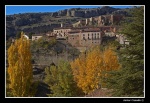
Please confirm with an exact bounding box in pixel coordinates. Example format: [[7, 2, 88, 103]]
[[6, 6, 131, 37], [58, 9, 67, 16], [51, 12, 58, 17], [112, 9, 131, 16], [58, 6, 121, 18]]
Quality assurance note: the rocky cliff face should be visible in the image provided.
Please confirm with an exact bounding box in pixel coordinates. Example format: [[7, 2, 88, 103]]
[[6, 6, 131, 37], [57, 6, 120, 18]]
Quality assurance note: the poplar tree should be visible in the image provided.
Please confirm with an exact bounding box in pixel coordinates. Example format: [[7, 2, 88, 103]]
[[7, 32, 36, 97], [71, 46, 120, 95]]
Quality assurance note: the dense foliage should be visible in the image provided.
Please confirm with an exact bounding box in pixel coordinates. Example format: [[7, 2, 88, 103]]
[[7, 32, 37, 97], [44, 60, 84, 97], [31, 37, 57, 51], [103, 6, 144, 97], [71, 46, 120, 95]]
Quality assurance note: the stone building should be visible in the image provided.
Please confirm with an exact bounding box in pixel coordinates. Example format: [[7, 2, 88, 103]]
[[67, 28, 103, 48], [96, 14, 123, 26], [116, 34, 130, 45], [53, 27, 72, 39], [45, 31, 57, 41], [79, 29, 102, 47], [32, 34, 43, 41], [67, 30, 80, 47]]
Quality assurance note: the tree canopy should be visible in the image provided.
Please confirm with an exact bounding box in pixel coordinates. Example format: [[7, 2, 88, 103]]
[[103, 6, 144, 97], [7, 32, 36, 97]]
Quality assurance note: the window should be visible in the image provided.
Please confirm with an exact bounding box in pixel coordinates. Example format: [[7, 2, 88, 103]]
[[83, 34, 85, 40], [97, 33, 99, 39], [88, 34, 90, 39]]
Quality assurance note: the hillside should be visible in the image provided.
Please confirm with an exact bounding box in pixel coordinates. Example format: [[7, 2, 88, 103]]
[[6, 6, 132, 37]]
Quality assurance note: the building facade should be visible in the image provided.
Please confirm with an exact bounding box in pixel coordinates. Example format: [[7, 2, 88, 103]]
[[32, 35, 43, 41], [53, 28, 72, 39], [67, 31, 80, 47], [67, 28, 102, 48], [79, 30, 102, 47], [116, 34, 130, 45]]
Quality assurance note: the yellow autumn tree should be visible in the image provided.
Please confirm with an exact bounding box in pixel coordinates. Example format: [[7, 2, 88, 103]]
[[71, 46, 103, 94], [85, 46, 103, 93], [101, 46, 120, 87], [71, 53, 87, 94], [71, 46, 120, 95], [7, 32, 35, 97], [103, 46, 120, 73]]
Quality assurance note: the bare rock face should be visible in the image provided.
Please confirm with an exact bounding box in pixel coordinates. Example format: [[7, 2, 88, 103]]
[[6, 6, 130, 37], [71, 10, 85, 17], [112, 10, 130, 16], [51, 12, 58, 17], [66, 10, 71, 16], [56, 6, 120, 18], [52, 6, 116, 18], [58, 9, 67, 16]]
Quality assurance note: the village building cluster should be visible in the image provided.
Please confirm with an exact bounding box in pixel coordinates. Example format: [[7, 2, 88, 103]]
[[11, 14, 128, 52], [31, 25, 120, 52]]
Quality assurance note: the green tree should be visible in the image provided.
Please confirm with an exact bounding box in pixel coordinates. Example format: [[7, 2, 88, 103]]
[[7, 32, 37, 97], [103, 6, 144, 97], [44, 60, 83, 97]]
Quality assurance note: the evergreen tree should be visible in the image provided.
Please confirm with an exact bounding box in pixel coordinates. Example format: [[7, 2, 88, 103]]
[[103, 6, 144, 97]]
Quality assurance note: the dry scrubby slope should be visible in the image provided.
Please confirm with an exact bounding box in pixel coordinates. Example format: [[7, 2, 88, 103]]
[[6, 6, 131, 37]]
